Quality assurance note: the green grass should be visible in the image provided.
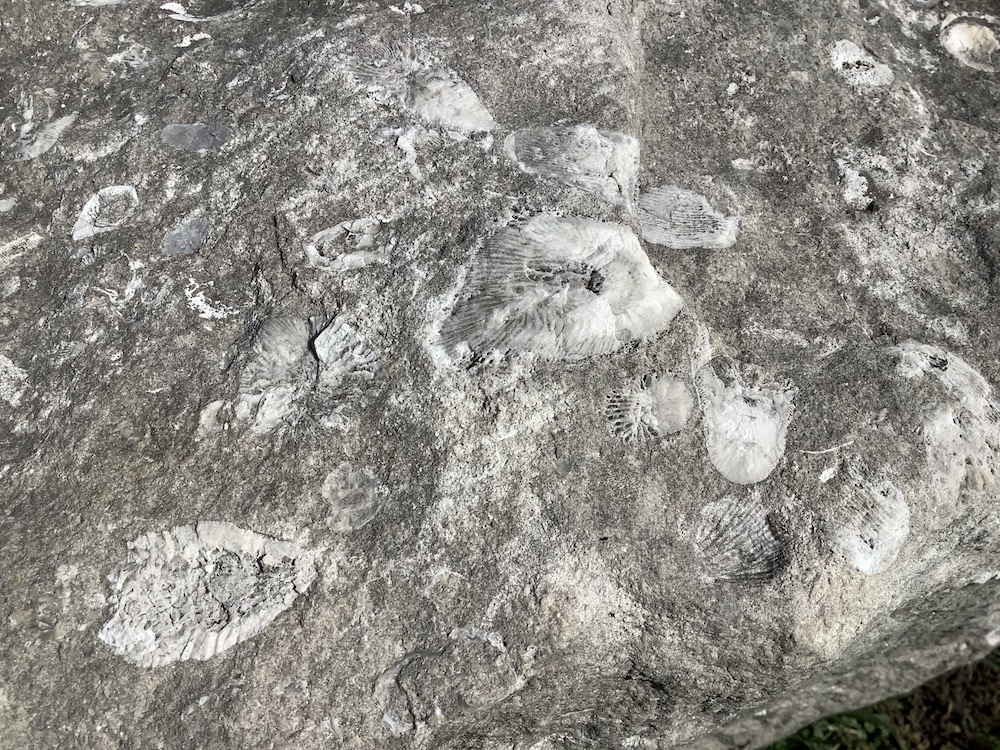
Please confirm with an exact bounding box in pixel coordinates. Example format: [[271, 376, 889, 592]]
[[765, 707, 906, 750]]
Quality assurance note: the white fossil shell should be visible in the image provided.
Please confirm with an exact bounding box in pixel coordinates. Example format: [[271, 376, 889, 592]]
[[829, 40, 895, 88], [12, 113, 77, 162], [638, 186, 739, 250], [313, 319, 380, 390], [98, 522, 316, 668], [343, 49, 494, 132], [440, 215, 683, 361], [71, 186, 139, 241], [405, 68, 496, 132], [889, 341, 999, 494], [827, 466, 909, 575], [503, 125, 639, 206], [697, 366, 796, 485], [940, 15, 1000, 73], [235, 318, 313, 435], [303, 218, 387, 271], [606, 374, 694, 441], [693, 495, 788, 582]]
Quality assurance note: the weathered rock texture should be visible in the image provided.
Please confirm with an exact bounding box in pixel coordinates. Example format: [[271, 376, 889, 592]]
[[1, 0, 999, 748]]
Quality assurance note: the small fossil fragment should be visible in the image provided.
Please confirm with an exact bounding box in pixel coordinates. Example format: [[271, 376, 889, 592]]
[[12, 112, 77, 162], [162, 216, 209, 255], [503, 125, 639, 206], [71, 186, 139, 241], [303, 218, 387, 271], [939, 15, 1000, 73], [606, 374, 694, 441], [638, 185, 739, 250], [829, 40, 895, 88], [98, 522, 316, 668], [440, 215, 683, 361], [160, 122, 230, 151], [696, 365, 796, 485], [693, 495, 788, 582]]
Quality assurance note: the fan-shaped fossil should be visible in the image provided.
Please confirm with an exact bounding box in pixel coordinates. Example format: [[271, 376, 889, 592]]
[[98, 522, 316, 668], [827, 465, 909, 575], [503, 125, 639, 206], [440, 215, 683, 361], [162, 216, 209, 256], [940, 14, 1000, 73], [71, 186, 139, 241], [343, 47, 495, 132], [638, 186, 739, 250], [606, 374, 694, 441], [693, 495, 788, 582], [696, 366, 796, 485]]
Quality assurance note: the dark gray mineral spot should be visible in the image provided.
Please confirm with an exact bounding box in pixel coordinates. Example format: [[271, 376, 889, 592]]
[[162, 217, 210, 256], [160, 123, 230, 152]]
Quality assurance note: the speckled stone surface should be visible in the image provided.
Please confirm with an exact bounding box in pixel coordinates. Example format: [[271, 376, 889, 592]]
[[1, 1, 999, 748]]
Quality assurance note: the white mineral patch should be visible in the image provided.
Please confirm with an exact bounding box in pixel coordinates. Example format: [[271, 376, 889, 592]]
[[0, 199, 16, 213], [439, 215, 683, 361], [606, 374, 694, 441], [98, 522, 316, 668], [0, 355, 29, 408], [696, 366, 796, 485], [836, 159, 872, 210], [890, 341, 999, 496], [828, 465, 910, 575], [940, 15, 1000, 73], [830, 39, 895, 87], [638, 185, 739, 249], [71, 186, 139, 241], [12, 113, 77, 161], [503, 125, 640, 206], [160, 1, 256, 22], [303, 218, 388, 271], [184, 279, 236, 319]]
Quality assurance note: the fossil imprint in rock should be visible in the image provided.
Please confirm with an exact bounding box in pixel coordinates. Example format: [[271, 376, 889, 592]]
[[606, 373, 694, 441], [439, 215, 683, 361], [342, 45, 496, 133], [98, 522, 316, 668], [638, 185, 740, 250], [504, 125, 640, 206]]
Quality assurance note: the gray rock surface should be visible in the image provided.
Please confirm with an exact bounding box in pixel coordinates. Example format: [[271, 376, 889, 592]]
[[1, 0, 999, 748]]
